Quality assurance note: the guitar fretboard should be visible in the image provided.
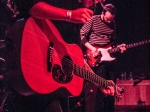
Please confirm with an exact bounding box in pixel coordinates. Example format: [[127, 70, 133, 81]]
[[108, 39, 150, 54], [126, 39, 150, 49], [73, 64, 114, 88]]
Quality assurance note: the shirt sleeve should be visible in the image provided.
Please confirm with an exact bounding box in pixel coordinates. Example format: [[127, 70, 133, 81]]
[[80, 17, 93, 45]]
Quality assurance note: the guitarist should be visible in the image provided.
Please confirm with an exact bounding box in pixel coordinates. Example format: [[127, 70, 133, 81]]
[[5, 0, 116, 112], [80, 3, 126, 112]]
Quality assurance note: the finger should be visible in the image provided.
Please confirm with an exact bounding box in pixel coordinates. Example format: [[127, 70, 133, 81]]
[[119, 44, 126, 48], [108, 80, 115, 85], [80, 13, 90, 23], [85, 9, 94, 17], [80, 17, 88, 24], [103, 90, 109, 95], [84, 9, 93, 21], [108, 86, 114, 96], [122, 43, 126, 46]]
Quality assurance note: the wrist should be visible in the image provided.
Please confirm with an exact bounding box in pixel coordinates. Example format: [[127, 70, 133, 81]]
[[66, 10, 72, 21]]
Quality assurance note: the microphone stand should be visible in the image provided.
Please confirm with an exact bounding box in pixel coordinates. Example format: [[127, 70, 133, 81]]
[[70, 89, 93, 112]]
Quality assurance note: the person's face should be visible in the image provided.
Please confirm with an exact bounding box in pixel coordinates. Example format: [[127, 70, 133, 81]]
[[103, 11, 115, 24]]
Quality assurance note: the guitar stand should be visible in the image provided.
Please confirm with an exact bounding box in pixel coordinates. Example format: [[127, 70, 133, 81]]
[[0, 74, 18, 112], [0, 91, 9, 111]]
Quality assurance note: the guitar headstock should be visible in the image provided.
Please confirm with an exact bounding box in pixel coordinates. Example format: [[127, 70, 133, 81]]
[[115, 86, 124, 102]]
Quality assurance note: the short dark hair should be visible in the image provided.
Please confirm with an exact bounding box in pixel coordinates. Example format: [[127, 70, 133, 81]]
[[103, 4, 116, 15]]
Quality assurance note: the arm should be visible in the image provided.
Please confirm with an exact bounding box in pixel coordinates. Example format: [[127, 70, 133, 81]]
[[29, 2, 93, 24], [80, 17, 93, 46], [80, 17, 98, 56]]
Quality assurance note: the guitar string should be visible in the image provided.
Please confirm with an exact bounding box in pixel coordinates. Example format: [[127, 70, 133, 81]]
[[50, 52, 119, 96], [48, 49, 113, 88]]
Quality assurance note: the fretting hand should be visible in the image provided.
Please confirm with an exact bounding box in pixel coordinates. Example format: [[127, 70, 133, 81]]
[[99, 80, 123, 100], [117, 44, 126, 53], [99, 80, 115, 96]]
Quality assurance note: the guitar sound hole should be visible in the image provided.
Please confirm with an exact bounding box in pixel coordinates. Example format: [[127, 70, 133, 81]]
[[52, 56, 73, 84]]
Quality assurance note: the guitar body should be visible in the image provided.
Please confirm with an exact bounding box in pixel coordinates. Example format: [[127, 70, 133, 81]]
[[85, 45, 116, 67], [6, 17, 84, 96]]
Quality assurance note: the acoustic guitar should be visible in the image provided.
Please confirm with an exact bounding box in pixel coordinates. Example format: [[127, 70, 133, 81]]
[[6, 17, 123, 98]]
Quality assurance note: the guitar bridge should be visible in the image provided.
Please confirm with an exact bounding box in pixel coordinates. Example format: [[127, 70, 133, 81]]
[[47, 42, 53, 72]]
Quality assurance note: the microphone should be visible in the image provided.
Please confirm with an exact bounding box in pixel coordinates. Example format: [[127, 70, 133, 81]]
[[77, 89, 93, 105]]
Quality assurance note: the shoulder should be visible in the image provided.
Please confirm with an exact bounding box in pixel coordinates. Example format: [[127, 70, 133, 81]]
[[91, 15, 100, 19], [89, 15, 101, 24], [90, 15, 101, 23]]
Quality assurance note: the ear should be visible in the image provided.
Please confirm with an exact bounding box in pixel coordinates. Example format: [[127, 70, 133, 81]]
[[101, 12, 104, 15], [101, 12, 104, 16]]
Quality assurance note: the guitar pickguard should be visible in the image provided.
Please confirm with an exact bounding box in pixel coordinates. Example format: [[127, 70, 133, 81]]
[[52, 56, 73, 84]]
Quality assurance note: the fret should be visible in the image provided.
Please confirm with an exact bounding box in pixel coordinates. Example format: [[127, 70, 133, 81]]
[[73, 63, 113, 88], [108, 39, 150, 54]]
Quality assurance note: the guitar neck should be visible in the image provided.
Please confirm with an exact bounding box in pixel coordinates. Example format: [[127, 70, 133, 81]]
[[109, 39, 150, 54], [73, 64, 114, 88], [126, 39, 150, 49]]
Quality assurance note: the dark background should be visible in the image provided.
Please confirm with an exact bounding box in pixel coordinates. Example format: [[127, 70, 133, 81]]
[[107, 0, 150, 79]]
